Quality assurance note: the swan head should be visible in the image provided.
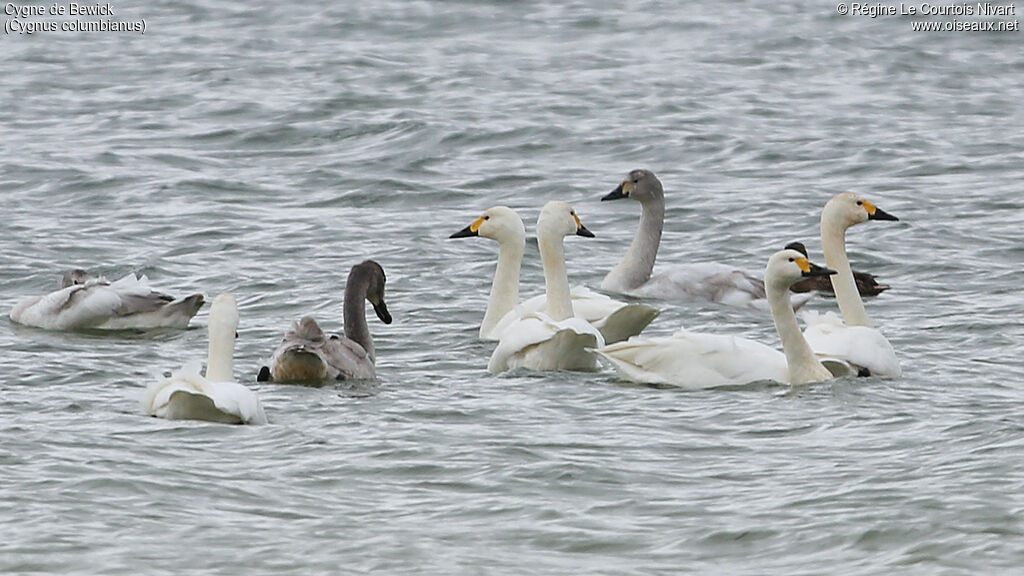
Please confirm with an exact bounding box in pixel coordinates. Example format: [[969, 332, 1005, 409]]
[[449, 205, 526, 245], [208, 293, 240, 346], [823, 193, 899, 229], [537, 201, 594, 239], [765, 249, 836, 290], [61, 269, 93, 288], [602, 169, 663, 204], [352, 260, 392, 325]]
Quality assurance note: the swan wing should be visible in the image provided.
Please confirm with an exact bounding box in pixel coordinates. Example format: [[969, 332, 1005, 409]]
[[321, 335, 376, 380], [491, 286, 658, 344], [10, 282, 124, 330], [104, 273, 203, 328], [802, 311, 901, 377], [142, 361, 267, 424], [632, 263, 765, 306], [595, 329, 790, 389], [488, 313, 605, 373], [197, 381, 268, 425]]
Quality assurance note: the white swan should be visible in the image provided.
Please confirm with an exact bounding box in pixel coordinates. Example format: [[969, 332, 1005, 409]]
[[449, 206, 658, 343], [257, 260, 392, 383], [596, 249, 846, 389], [803, 193, 902, 377], [488, 201, 606, 373], [142, 293, 267, 425], [600, 169, 818, 310], [10, 269, 204, 330]]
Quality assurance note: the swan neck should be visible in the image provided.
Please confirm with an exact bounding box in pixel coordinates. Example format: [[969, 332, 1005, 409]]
[[538, 230, 573, 321], [601, 198, 663, 292], [767, 281, 822, 384], [481, 236, 524, 337], [344, 277, 374, 358], [821, 216, 872, 327], [205, 329, 235, 382]]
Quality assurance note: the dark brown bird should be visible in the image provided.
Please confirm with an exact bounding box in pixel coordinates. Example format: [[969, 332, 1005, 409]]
[[784, 242, 890, 297]]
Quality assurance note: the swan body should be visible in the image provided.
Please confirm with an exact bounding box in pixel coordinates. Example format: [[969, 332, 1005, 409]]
[[488, 313, 605, 372], [450, 206, 657, 343], [503, 285, 659, 345], [10, 270, 203, 331], [596, 329, 790, 389], [596, 249, 842, 388], [142, 293, 267, 425], [802, 311, 899, 377], [599, 169, 877, 308], [803, 193, 902, 377], [488, 202, 606, 373], [258, 260, 392, 383]]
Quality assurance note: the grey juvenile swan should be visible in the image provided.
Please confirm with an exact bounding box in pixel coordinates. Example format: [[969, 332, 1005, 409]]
[[599, 169, 886, 308], [257, 260, 392, 383]]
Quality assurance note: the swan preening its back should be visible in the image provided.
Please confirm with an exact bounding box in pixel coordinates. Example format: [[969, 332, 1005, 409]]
[[449, 205, 658, 344], [599, 169, 887, 307], [258, 260, 392, 383], [596, 249, 842, 389], [10, 269, 204, 331], [486, 201, 607, 373], [142, 293, 267, 425]]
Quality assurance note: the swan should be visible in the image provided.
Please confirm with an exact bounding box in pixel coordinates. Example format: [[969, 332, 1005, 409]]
[[257, 260, 392, 383], [487, 201, 606, 373], [802, 193, 902, 377], [10, 269, 204, 330], [449, 206, 658, 343], [595, 248, 847, 389], [599, 169, 884, 307], [142, 293, 267, 425]]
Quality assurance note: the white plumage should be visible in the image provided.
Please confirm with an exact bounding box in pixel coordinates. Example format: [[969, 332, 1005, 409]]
[[596, 249, 846, 388], [450, 206, 657, 343], [487, 201, 606, 373], [142, 293, 267, 425], [802, 192, 902, 378], [10, 270, 203, 331]]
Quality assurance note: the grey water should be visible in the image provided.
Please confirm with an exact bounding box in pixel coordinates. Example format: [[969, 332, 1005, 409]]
[[2, 0, 1023, 573]]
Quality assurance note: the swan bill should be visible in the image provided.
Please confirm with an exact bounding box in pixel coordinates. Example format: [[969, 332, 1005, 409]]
[[372, 300, 392, 324], [796, 258, 836, 278], [864, 201, 899, 221], [449, 221, 481, 238], [572, 212, 595, 238], [601, 182, 630, 201]]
